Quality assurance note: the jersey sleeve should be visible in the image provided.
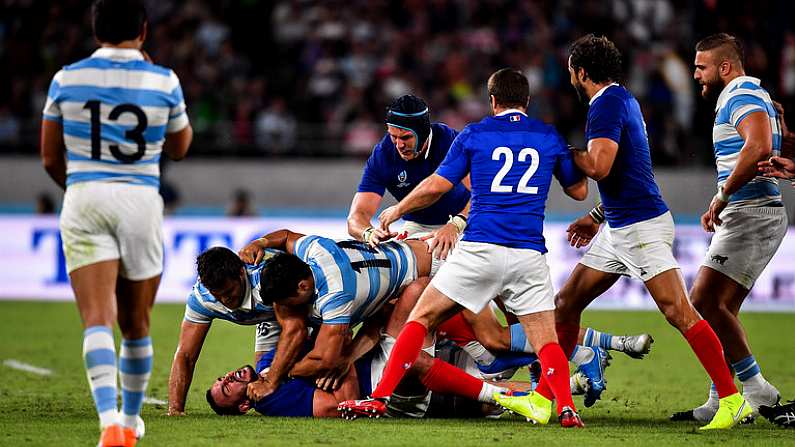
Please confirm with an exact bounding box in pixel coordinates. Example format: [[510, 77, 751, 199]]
[[166, 71, 189, 133], [183, 286, 214, 324], [356, 150, 387, 195], [42, 70, 64, 123], [551, 132, 584, 188], [726, 94, 768, 128], [586, 94, 626, 144], [435, 129, 470, 185]]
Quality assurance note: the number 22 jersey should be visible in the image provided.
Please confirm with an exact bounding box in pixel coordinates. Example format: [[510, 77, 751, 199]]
[[42, 47, 189, 188]]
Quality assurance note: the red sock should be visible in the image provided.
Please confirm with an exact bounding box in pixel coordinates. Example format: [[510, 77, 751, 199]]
[[437, 312, 476, 346], [421, 358, 484, 401], [556, 322, 580, 358], [684, 319, 737, 398], [371, 321, 427, 399], [537, 343, 576, 413]]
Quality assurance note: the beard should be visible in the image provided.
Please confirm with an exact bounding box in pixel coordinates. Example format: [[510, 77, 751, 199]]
[[700, 76, 725, 102]]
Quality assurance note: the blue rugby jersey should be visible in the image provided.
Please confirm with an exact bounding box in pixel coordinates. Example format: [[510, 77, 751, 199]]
[[435, 110, 583, 253], [712, 76, 782, 207], [42, 48, 189, 188], [585, 84, 669, 228], [292, 236, 416, 326], [358, 122, 470, 225]]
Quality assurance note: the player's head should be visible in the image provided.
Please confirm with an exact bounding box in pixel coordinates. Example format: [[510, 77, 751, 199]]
[[196, 247, 247, 309], [694, 33, 745, 101], [487, 68, 530, 114], [206, 365, 258, 416], [385, 95, 431, 161], [568, 34, 623, 103], [92, 0, 148, 46], [258, 253, 314, 307]]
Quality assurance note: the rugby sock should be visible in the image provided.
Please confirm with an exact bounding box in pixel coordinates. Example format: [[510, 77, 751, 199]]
[[83, 326, 119, 428], [538, 343, 576, 413], [371, 321, 427, 399], [583, 328, 620, 351], [120, 336, 153, 429], [684, 320, 737, 398], [509, 323, 534, 353], [420, 358, 494, 403]]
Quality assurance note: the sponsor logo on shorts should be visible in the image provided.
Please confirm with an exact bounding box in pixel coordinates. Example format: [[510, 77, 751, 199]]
[[711, 254, 729, 265]]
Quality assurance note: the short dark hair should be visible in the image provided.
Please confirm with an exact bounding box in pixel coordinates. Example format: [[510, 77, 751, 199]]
[[569, 34, 623, 84], [695, 33, 744, 68], [92, 0, 147, 45], [487, 68, 530, 109], [258, 253, 312, 305], [196, 247, 245, 291], [205, 388, 244, 416]]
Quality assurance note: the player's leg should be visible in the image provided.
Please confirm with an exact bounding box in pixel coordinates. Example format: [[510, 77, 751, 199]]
[[70, 260, 122, 432], [115, 275, 159, 436]]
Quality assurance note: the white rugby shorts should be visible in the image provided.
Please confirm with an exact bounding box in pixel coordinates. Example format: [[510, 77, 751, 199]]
[[59, 182, 164, 280], [430, 240, 555, 316], [579, 211, 679, 281], [702, 206, 787, 289]]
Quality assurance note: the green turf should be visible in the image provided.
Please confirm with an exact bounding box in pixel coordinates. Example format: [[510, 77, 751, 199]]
[[0, 301, 793, 446]]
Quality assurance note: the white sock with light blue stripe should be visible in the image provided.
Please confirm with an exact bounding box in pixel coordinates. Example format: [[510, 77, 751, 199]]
[[583, 327, 620, 351], [120, 336, 153, 429], [83, 326, 119, 428]]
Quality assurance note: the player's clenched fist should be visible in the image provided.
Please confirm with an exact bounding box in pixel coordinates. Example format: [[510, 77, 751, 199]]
[[238, 238, 268, 264]]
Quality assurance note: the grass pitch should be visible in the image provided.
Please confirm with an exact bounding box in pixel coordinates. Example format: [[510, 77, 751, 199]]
[[0, 301, 793, 446]]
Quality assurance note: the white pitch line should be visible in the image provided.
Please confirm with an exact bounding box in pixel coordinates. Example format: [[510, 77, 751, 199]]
[[143, 396, 167, 405], [3, 359, 54, 376]]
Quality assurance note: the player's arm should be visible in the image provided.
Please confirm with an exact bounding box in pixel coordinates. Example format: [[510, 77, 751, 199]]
[[289, 323, 351, 378], [40, 119, 66, 189], [570, 138, 618, 181], [247, 304, 308, 401], [163, 125, 193, 161], [167, 320, 211, 415], [238, 229, 306, 264]]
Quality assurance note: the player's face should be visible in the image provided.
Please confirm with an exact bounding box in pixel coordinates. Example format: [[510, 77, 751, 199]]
[[387, 125, 418, 160], [210, 365, 257, 411], [567, 56, 588, 104], [209, 269, 247, 309], [693, 51, 724, 101]]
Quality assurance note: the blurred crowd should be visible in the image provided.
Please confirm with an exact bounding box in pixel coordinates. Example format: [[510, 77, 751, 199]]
[[1, 0, 794, 165]]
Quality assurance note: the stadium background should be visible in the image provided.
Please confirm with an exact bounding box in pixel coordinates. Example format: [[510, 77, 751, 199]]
[[1, 1, 795, 445]]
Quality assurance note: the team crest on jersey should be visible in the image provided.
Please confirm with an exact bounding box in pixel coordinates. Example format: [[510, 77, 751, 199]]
[[396, 170, 411, 188]]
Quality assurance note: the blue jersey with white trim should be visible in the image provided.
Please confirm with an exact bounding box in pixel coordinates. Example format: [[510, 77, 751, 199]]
[[183, 250, 281, 351], [293, 236, 416, 326], [42, 48, 189, 188], [712, 76, 781, 207], [435, 111, 583, 252]]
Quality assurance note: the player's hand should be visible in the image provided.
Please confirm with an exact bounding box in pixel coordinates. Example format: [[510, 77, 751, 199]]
[[377, 206, 403, 236], [566, 214, 601, 248], [246, 376, 277, 402], [424, 223, 459, 260], [238, 238, 268, 264], [758, 156, 795, 179]]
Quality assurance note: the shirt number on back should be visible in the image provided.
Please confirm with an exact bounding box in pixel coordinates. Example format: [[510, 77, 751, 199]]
[[490, 147, 539, 194], [83, 100, 148, 164]]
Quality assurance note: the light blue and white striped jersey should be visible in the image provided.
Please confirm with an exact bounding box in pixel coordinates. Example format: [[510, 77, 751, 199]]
[[293, 236, 417, 326], [42, 47, 189, 188], [713, 75, 781, 207], [184, 250, 281, 351]]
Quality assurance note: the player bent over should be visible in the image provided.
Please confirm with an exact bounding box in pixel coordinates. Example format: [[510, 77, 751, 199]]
[[558, 34, 749, 429], [40, 1, 192, 445], [340, 68, 589, 427]]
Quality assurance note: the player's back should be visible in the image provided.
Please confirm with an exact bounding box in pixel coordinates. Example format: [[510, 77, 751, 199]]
[[293, 236, 416, 325], [447, 111, 572, 252], [43, 48, 188, 188]]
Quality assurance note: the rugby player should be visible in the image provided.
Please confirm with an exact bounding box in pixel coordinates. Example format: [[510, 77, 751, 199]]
[[40, 0, 192, 445], [670, 33, 786, 422], [340, 68, 589, 427], [547, 34, 749, 430], [348, 94, 470, 259]]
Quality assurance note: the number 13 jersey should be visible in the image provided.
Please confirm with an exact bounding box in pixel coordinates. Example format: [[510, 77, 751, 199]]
[[42, 47, 189, 188], [435, 110, 583, 253]]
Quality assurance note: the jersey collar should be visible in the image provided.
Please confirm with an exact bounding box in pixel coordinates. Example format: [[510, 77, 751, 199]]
[[495, 109, 528, 117], [91, 47, 145, 61], [715, 75, 761, 112], [589, 83, 619, 106]]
